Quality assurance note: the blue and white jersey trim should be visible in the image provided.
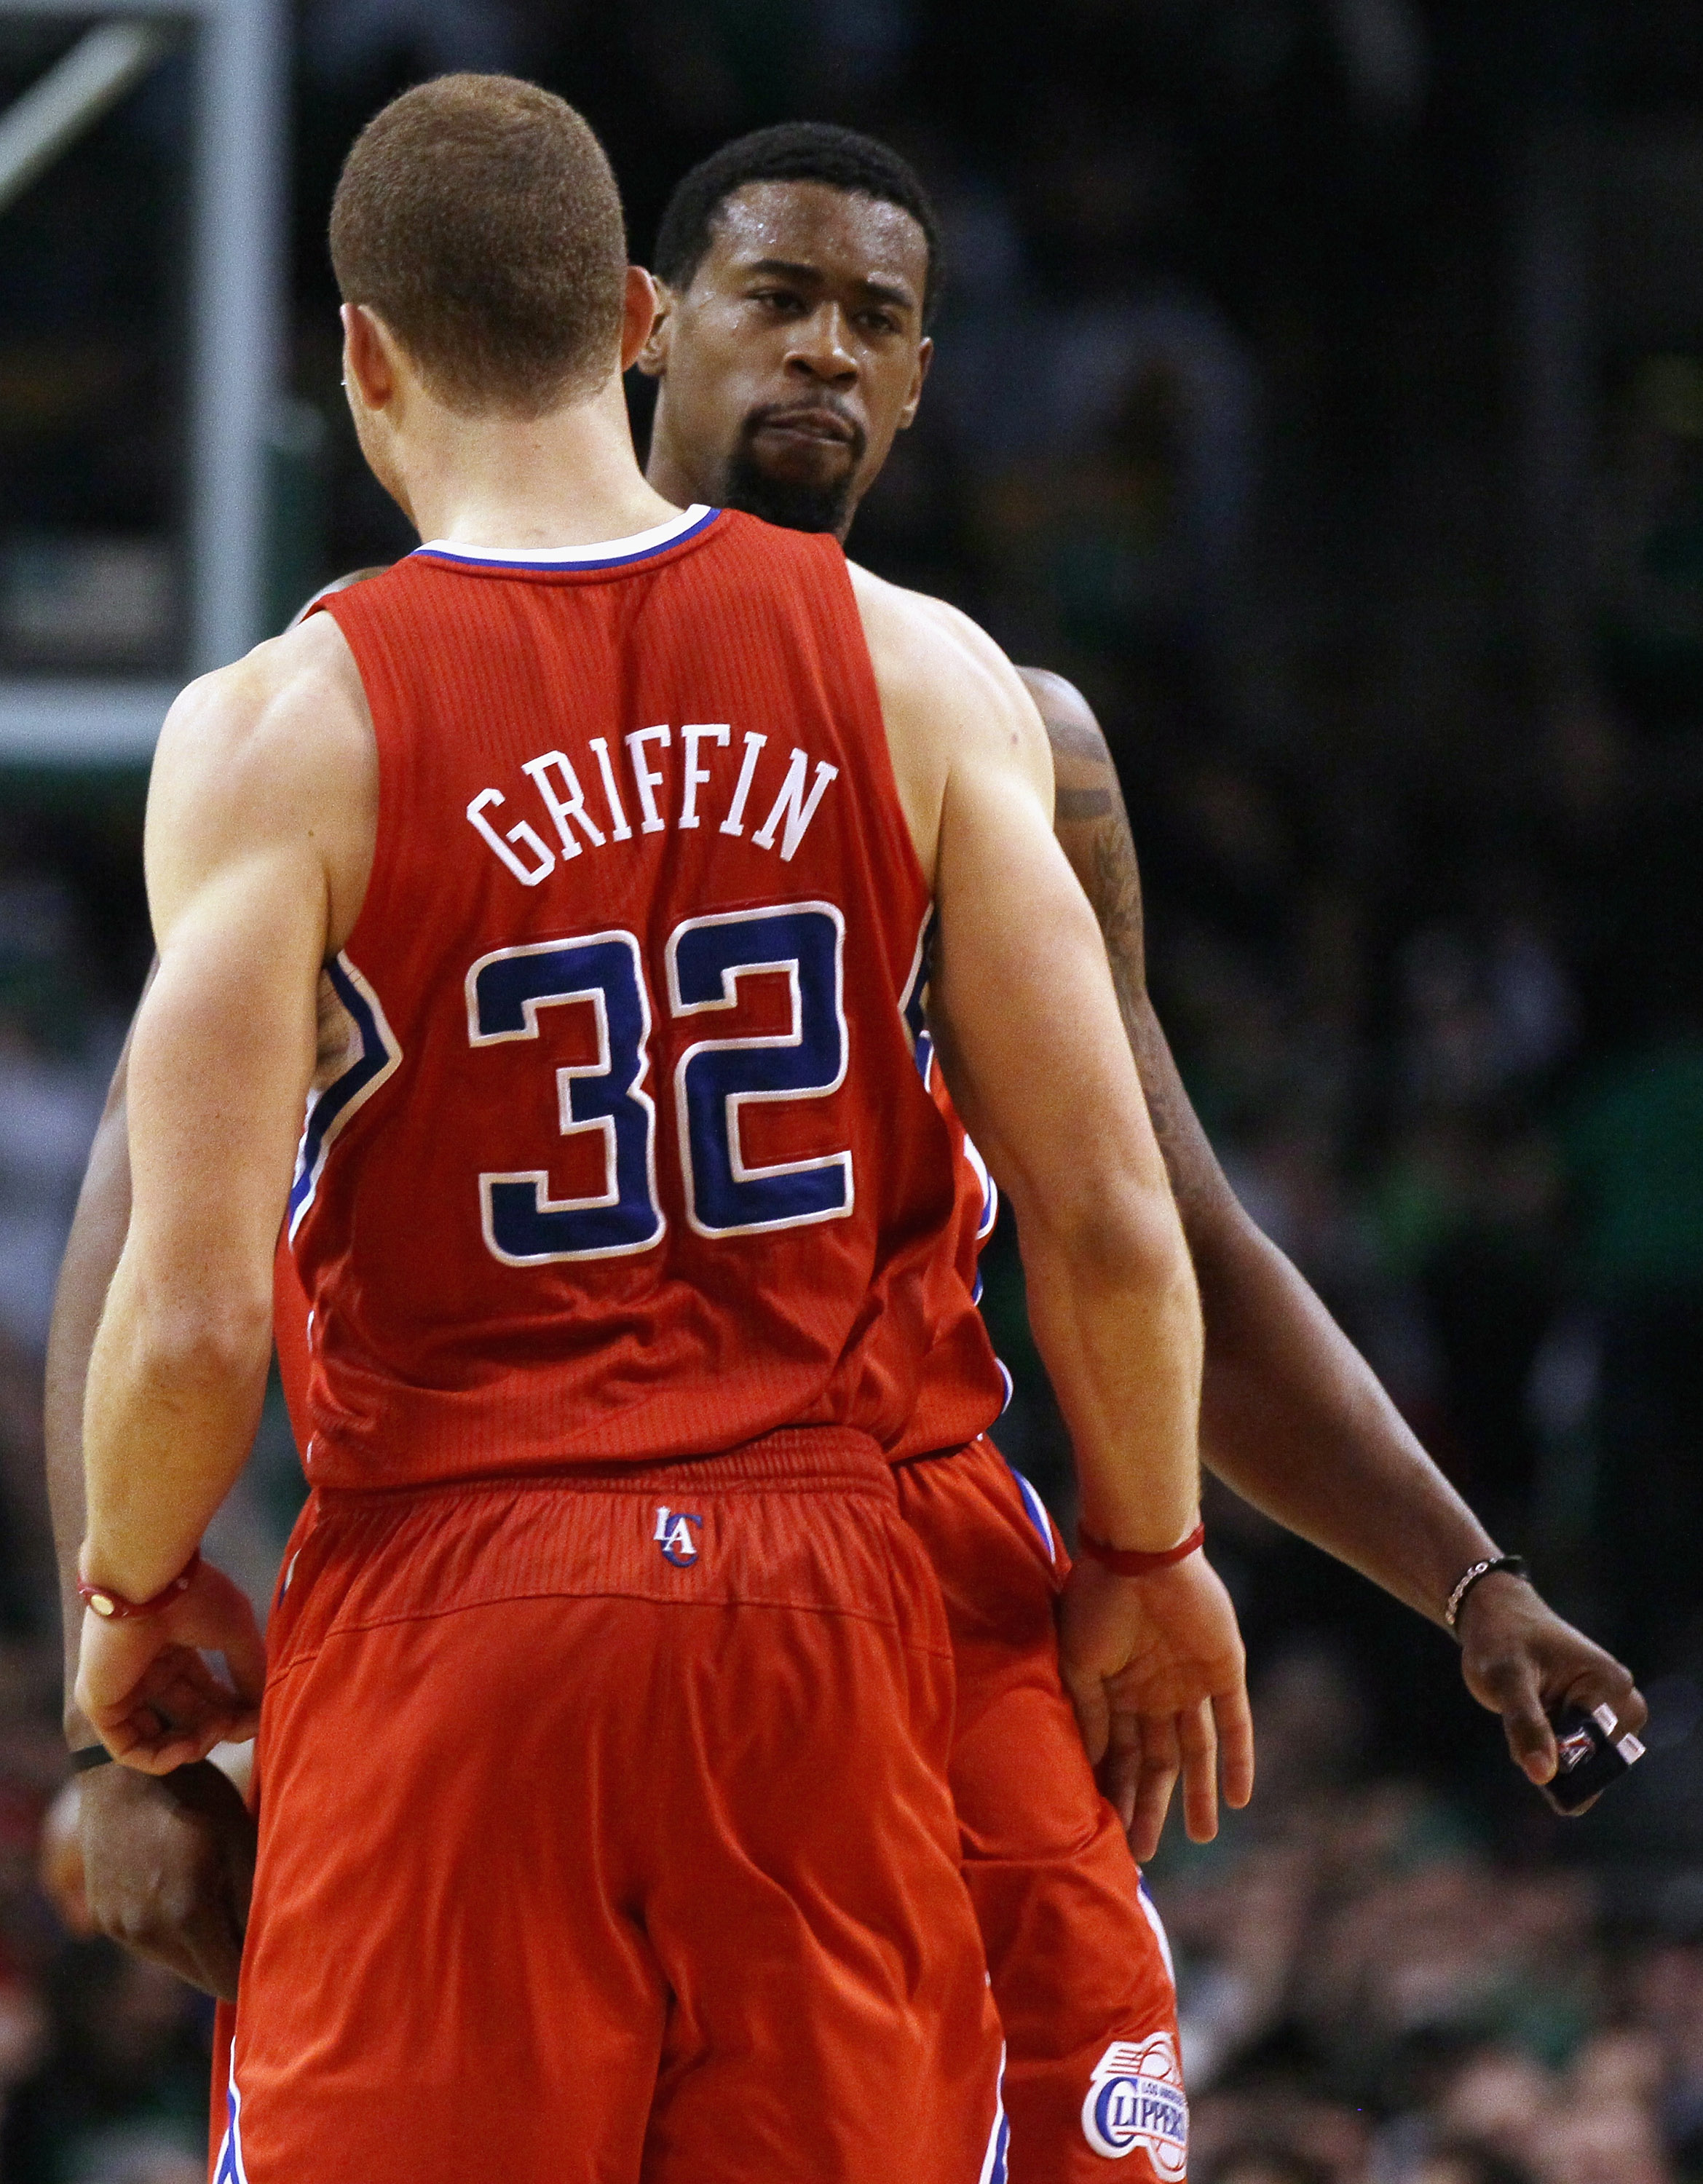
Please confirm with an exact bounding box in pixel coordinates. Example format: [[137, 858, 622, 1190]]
[[900, 909, 998, 1242], [963, 1131, 998, 1241], [976, 2046, 1010, 2184], [1006, 1459, 1056, 1562], [412, 504, 719, 574], [213, 2071, 249, 2184], [900, 911, 936, 1085], [1138, 1876, 1177, 1993], [900, 906, 1011, 1407], [288, 952, 403, 1239]]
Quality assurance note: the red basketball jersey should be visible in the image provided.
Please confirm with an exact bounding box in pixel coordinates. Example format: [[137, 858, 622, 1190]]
[[885, 976, 1009, 1460], [288, 506, 1004, 1486]]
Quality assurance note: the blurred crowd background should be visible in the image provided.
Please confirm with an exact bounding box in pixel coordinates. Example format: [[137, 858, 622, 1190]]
[[3, 1, 1703, 2177]]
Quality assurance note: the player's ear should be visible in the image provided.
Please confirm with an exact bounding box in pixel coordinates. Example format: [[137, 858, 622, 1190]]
[[341, 304, 397, 414], [621, 265, 660, 374], [896, 335, 933, 432], [633, 272, 676, 381]]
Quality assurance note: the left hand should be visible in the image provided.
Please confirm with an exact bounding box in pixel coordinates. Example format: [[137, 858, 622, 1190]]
[[1455, 1572, 1647, 1800], [38, 1776, 95, 1936], [38, 1751, 259, 1998], [74, 1559, 264, 1773], [1059, 1548, 1255, 1861]]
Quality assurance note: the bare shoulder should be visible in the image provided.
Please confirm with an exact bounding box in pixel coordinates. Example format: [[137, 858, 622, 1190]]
[[845, 562, 1050, 775], [156, 614, 367, 786], [1013, 666, 1119, 782], [148, 614, 375, 941], [857, 566, 1031, 689], [844, 561, 957, 687]]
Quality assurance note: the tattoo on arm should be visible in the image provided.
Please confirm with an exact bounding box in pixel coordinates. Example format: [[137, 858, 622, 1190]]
[[1086, 804, 1146, 1017], [1038, 705, 1147, 1012], [1055, 786, 1115, 822], [1043, 715, 1117, 764], [1039, 701, 1220, 1222]]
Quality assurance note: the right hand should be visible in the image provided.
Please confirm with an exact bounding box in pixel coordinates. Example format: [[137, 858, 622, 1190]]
[[75, 1559, 264, 1773], [63, 1759, 258, 2001], [1454, 1574, 1647, 1800], [1059, 1548, 1255, 1862]]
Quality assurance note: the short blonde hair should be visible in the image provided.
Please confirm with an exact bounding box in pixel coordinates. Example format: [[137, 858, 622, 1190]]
[[330, 74, 627, 417]]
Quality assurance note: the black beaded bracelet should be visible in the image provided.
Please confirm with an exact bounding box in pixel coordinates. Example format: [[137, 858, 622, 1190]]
[[69, 1744, 114, 1773], [1445, 1553, 1530, 1633]]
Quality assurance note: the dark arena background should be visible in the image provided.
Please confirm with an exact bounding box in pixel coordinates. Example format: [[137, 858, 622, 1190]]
[[2, 4, 1703, 2179]]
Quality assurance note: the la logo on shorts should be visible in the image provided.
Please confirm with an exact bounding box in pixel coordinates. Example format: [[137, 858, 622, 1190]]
[[654, 1506, 703, 1567], [1081, 2033, 1188, 2172]]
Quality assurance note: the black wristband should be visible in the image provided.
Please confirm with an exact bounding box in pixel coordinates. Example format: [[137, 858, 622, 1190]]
[[69, 1744, 114, 1773], [1445, 1553, 1530, 1633]]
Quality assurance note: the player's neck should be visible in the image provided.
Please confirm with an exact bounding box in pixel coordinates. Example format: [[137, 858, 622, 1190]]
[[643, 414, 715, 521], [391, 374, 683, 551]]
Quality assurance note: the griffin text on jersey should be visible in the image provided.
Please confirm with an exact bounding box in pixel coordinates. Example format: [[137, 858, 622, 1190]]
[[468, 724, 841, 887]]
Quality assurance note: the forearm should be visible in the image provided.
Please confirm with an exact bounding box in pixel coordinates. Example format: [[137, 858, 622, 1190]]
[[45, 1089, 135, 1740], [1017, 1190, 1204, 1551], [82, 1249, 272, 1602], [1032, 673, 1498, 1626], [1130, 997, 1495, 1623], [1196, 1206, 1495, 1623], [84, 818, 324, 1603]]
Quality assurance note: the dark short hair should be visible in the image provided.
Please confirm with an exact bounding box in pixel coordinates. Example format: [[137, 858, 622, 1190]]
[[330, 74, 628, 417], [652, 122, 942, 328]]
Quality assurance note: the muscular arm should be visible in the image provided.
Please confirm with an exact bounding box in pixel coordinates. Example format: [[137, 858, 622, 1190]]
[[76, 613, 373, 1768], [40, 571, 387, 1989], [47, 570, 387, 1738], [1023, 667, 1645, 1775], [44, 1028, 139, 1747], [933, 764, 1201, 1558], [859, 577, 1202, 1551], [45, 1038, 263, 2001], [856, 569, 1253, 1840]]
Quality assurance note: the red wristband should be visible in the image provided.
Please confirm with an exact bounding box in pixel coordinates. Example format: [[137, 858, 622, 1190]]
[[78, 1551, 200, 1621], [1076, 1520, 1205, 1576]]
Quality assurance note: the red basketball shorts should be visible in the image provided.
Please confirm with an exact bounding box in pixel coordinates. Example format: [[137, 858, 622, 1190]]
[[895, 1437, 1187, 2182], [214, 1432, 1006, 2183]]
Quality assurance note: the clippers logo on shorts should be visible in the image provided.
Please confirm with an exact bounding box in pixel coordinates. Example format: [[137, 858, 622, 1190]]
[[1082, 2033, 1188, 2172], [654, 1506, 703, 1567]]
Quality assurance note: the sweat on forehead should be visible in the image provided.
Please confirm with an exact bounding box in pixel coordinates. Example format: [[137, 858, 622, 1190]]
[[651, 121, 943, 325], [709, 184, 928, 299]]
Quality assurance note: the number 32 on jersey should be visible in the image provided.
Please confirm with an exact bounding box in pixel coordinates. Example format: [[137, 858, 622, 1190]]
[[466, 902, 851, 1262]]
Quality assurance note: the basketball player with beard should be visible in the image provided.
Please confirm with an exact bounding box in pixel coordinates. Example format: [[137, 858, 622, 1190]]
[[626, 123, 1645, 2175]]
